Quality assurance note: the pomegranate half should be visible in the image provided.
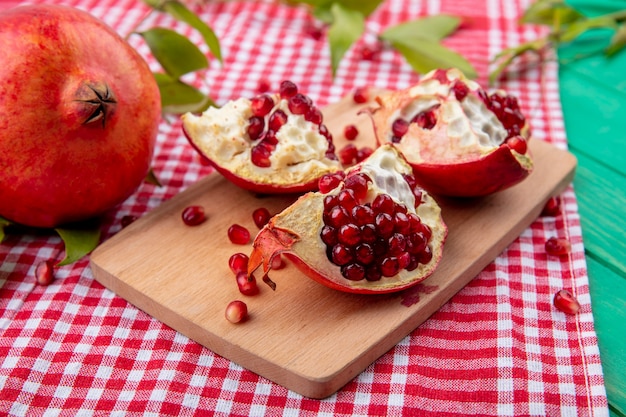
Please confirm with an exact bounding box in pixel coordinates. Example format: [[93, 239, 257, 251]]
[[182, 82, 343, 194], [0, 4, 160, 228], [368, 68, 533, 197], [247, 145, 447, 294]]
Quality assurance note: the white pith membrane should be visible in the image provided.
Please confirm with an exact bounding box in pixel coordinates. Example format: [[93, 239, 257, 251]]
[[264, 145, 446, 293], [181, 96, 342, 186], [383, 69, 515, 164]]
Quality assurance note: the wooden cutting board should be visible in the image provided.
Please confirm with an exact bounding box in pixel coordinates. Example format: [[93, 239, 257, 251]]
[[90, 92, 577, 399]]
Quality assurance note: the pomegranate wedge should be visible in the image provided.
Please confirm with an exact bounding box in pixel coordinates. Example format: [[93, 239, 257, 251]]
[[248, 145, 447, 294], [181, 81, 342, 194], [368, 68, 533, 197]]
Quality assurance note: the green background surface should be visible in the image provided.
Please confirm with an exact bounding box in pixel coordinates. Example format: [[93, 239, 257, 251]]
[[559, 1, 626, 416]]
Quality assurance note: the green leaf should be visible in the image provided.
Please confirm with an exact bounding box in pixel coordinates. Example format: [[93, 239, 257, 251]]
[[140, 27, 209, 78], [162, 1, 222, 63], [154, 73, 215, 114], [381, 15, 461, 44], [606, 24, 626, 56], [557, 16, 617, 43], [0, 216, 10, 242], [298, 0, 383, 20], [489, 38, 548, 85], [327, 3, 365, 76], [55, 223, 101, 266], [390, 38, 477, 79], [521, 0, 584, 27]]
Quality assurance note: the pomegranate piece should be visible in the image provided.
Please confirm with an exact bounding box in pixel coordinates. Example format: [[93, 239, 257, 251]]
[[35, 260, 55, 286], [228, 224, 251, 245], [225, 300, 248, 323], [545, 237, 571, 256], [247, 145, 447, 294], [553, 289, 580, 315], [181, 205, 206, 226], [367, 68, 533, 197], [182, 81, 342, 194]]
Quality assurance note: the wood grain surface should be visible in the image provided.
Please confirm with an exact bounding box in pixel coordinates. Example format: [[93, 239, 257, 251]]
[[90, 93, 577, 398]]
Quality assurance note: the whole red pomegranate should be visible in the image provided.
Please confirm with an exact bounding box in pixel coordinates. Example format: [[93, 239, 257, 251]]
[[0, 5, 161, 228]]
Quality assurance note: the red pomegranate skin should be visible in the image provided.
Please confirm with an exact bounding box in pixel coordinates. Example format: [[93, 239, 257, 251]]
[[0, 5, 161, 228]]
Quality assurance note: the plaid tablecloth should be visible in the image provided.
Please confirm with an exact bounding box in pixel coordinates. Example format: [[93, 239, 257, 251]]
[[0, 0, 609, 415]]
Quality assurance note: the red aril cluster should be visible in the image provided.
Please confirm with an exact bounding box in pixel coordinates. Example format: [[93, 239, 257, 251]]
[[245, 81, 337, 168], [319, 172, 433, 281]]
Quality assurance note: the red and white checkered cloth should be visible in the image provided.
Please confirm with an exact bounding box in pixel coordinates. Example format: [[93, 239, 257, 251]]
[[0, 0, 609, 415]]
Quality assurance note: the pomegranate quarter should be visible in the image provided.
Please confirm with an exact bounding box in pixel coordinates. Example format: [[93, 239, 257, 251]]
[[368, 68, 533, 197], [182, 81, 342, 194], [247, 145, 447, 294]]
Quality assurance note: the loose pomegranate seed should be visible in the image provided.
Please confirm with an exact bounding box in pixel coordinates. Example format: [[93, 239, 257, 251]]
[[391, 118, 409, 138], [247, 116, 265, 140], [359, 42, 382, 61], [236, 272, 259, 296], [225, 300, 248, 323], [228, 224, 251, 245], [353, 87, 369, 104], [318, 171, 345, 193], [338, 143, 358, 165], [121, 214, 137, 228], [252, 207, 272, 229], [182, 205, 206, 226], [553, 289, 581, 315], [256, 78, 271, 93], [288, 93, 312, 115], [279, 80, 298, 99], [35, 260, 55, 286], [250, 94, 274, 117], [344, 124, 359, 140], [545, 237, 571, 256], [229, 252, 249, 275], [541, 196, 561, 217]]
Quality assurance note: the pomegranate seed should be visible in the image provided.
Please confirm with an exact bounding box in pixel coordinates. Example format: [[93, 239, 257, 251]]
[[305, 107, 323, 125], [372, 194, 394, 215], [338, 143, 358, 165], [225, 300, 248, 323], [35, 260, 55, 286], [252, 207, 272, 229], [356, 146, 374, 162], [303, 21, 323, 40], [228, 224, 251, 245], [375, 213, 394, 238], [353, 87, 369, 104], [331, 244, 353, 265], [320, 225, 338, 246], [256, 78, 271, 93], [279, 80, 298, 99], [236, 272, 259, 296], [352, 204, 375, 226], [318, 171, 344, 193], [344, 124, 359, 140], [287, 93, 312, 115], [337, 223, 361, 246], [121, 215, 137, 228], [545, 237, 571, 256], [268, 109, 288, 131], [541, 196, 561, 217], [451, 80, 469, 101], [359, 42, 382, 60], [342, 263, 365, 281], [507, 136, 527, 154], [391, 118, 409, 138], [553, 289, 581, 315], [228, 252, 249, 275], [250, 94, 274, 117], [182, 205, 206, 226], [344, 173, 370, 200], [380, 257, 400, 277], [355, 243, 375, 265], [247, 116, 265, 140], [412, 108, 438, 130], [325, 205, 351, 228], [271, 255, 286, 270], [251, 143, 272, 167]]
